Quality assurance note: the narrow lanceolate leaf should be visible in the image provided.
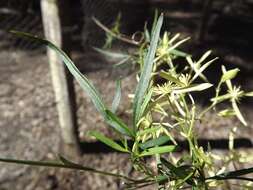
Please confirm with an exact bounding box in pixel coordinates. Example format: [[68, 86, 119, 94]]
[[207, 167, 253, 180], [133, 14, 163, 129], [88, 131, 129, 153], [191, 57, 218, 83], [160, 71, 185, 86], [186, 56, 207, 82], [221, 68, 240, 83], [211, 93, 232, 103], [222, 65, 233, 91], [111, 80, 121, 113], [173, 83, 213, 94], [231, 100, 247, 126], [10, 31, 106, 117], [244, 91, 253, 97], [196, 50, 212, 66], [93, 47, 130, 60], [139, 145, 177, 157], [139, 88, 153, 117], [139, 136, 171, 150], [105, 110, 135, 137], [218, 109, 236, 117], [170, 49, 189, 57]]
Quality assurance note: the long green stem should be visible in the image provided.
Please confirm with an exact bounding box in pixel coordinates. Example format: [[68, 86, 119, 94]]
[[0, 157, 136, 182]]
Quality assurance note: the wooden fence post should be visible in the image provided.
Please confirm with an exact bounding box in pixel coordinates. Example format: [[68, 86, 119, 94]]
[[40, 0, 80, 158]]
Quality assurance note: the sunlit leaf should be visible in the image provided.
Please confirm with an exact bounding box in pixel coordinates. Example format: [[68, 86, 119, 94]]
[[137, 126, 161, 136], [211, 93, 232, 103], [222, 65, 233, 91], [196, 50, 212, 66], [191, 57, 218, 83], [173, 83, 213, 94], [218, 109, 236, 117], [244, 91, 253, 97], [167, 37, 190, 52], [221, 68, 240, 83], [231, 100, 247, 126]]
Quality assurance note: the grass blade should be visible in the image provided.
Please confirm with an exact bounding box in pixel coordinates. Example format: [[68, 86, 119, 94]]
[[133, 14, 163, 130]]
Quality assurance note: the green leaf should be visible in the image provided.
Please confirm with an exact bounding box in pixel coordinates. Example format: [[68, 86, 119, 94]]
[[191, 57, 218, 83], [160, 158, 195, 186], [173, 83, 213, 94], [221, 68, 240, 83], [105, 109, 135, 137], [133, 14, 163, 129], [196, 50, 212, 66], [218, 109, 236, 117], [137, 126, 161, 136], [139, 145, 177, 157], [170, 49, 189, 57], [139, 136, 171, 150], [111, 80, 121, 113], [211, 93, 232, 103], [139, 88, 153, 117], [88, 131, 129, 153], [207, 167, 253, 181], [222, 65, 233, 91], [160, 71, 185, 86], [231, 100, 247, 126], [93, 47, 130, 60], [10, 31, 107, 117], [244, 91, 253, 97]]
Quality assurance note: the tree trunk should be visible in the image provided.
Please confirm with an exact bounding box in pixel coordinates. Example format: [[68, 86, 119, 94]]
[[40, 0, 80, 159]]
